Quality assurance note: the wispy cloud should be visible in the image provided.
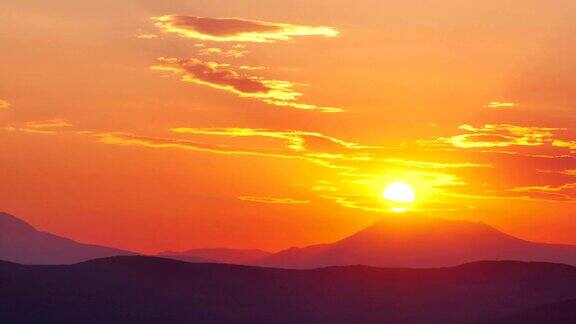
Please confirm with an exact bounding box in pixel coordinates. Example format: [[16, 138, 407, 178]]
[[0, 99, 10, 110], [486, 101, 515, 108], [136, 34, 158, 39], [151, 57, 342, 112], [553, 139, 576, 152], [4, 119, 72, 134], [8, 120, 575, 209], [154, 15, 339, 43], [238, 196, 310, 204], [442, 124, 563, 148], [198, 47, 249, 58]]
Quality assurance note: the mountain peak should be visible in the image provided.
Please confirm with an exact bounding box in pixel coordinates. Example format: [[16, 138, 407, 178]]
[[258, 214, 576, 269], [0, 212, 135, 265], [0, 212, 36, 232], [355, 214, 502, 240]]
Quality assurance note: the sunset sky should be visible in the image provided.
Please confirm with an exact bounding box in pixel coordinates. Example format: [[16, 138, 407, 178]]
[[1, 0, 575, 253]]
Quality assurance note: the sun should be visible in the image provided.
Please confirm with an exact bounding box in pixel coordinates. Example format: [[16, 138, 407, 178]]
[[382, 181, 416, 204]]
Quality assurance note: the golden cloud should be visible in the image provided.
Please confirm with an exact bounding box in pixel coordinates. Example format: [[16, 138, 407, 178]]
[[153, 15, 339, 43], [4, 119, 72, 134], [0, 99, 10, 109], [238, 196, 310, 204], [11, 120, 574, 209], [136, 34, 158, 39], [552, 139, 576, 152], [198, 47, 249, 58], [486, 101, 515, 108], [151, 57, 342, 112], [444, 124, 563, 148]]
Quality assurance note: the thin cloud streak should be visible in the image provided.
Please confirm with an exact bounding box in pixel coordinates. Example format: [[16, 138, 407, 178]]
[[152, 57, 343, 112], [238, 196, 310, 204], [154, 15, 339, 43]]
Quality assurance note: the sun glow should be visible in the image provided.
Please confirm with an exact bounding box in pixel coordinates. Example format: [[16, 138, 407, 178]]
[[383, 181, 416, 206]]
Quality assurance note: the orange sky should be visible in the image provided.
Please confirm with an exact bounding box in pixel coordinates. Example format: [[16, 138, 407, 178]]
[[1, 0, 575, 253]]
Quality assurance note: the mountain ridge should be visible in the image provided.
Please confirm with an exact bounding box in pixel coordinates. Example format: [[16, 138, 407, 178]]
[[158, 247, 271, 264], [258, 214, 576, 268], [3, 255, 576, 323], [0, 212, 136, 264]]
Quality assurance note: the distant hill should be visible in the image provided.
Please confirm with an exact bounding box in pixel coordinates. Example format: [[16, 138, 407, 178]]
[[2, 256, 576, 323], [0, 212, 135, 264], [158, 248, 271, 265], [476, 299, 576, 323], [258, 215, 576, 269]]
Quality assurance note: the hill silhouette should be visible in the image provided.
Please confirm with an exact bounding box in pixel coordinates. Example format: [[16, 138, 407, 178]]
[[0, 212, 135, 264], [2, 256, 576, 323], [259, 214, 576, 268], [158, 248, 271, 264]]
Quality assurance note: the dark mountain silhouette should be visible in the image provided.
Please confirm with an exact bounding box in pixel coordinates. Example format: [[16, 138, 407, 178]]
[[158, 247, 271, 265], [258, 214, 576, 269], [2, 256, 576, 323], [477, 299, 576, 323], [157, 254, 217, 263], [0, 212, 135, 264]]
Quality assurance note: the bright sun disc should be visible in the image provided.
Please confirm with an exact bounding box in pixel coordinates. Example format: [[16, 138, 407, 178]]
[[382, 182, 415, 203]]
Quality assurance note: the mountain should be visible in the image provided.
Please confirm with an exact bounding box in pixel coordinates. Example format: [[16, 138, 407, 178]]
[[0, 212, 135, 264], [478, 299, 576, 323], [258, 214, 576, 269], [158, 248, 271, 265], [475, 299, 576, 324], [2, 256, 576, 323]]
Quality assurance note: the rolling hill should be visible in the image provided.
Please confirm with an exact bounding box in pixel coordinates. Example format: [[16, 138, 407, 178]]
[[2, 256, 576, 323], [0, 212, 135, 264], [258, 214, 576, 269], [158, 248, 271, 265]]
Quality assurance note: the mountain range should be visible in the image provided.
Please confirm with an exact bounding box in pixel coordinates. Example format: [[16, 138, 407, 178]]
[[2, 256, 576, 323], [0, 212, 135, 264], [4, 211, 576, 269], [158, 248, 271, 265], [257, 214, 576, 268]]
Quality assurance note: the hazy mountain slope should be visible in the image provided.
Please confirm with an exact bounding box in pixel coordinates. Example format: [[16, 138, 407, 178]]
[[476, 299, 576, 323], [2, 256, 576, 323], [259, 215, 576, 269], [158, 248, 271, 265], [0, 212, 135, 264]]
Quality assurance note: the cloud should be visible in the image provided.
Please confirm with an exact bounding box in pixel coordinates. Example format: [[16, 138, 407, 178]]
[[151, 57, 342, 112], [4, 119, 72, 134], [12, 120, 574, 210], [171, 128, 379, 151], [198, 47, 249, 58], [443, 124, 563, 148], [553, 140, 576, 152], [510, 183, 576, 202], [239, 65, 266, 71], [136, 34, 158, 39], [238, 196, 309, 204], [486, 101, 515, 108], [0, 99, 10, 109], [153, 15, 339, 43]]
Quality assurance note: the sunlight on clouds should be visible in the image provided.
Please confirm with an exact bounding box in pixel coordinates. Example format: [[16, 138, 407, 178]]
[[0, 99, 10, 109], [136, 34, 158, 39], [154, 15, 339, 43], [238, 196, 310, 204], [170, 128, 379, 151], [8, 120, 574, 211], [4, 119, 72, 134], [552, 140, 576, 152], [152, 57, 342, 112], [198, 47, 249, 58], [444, 124, 563, 148], [486, 101, 515, 108]]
